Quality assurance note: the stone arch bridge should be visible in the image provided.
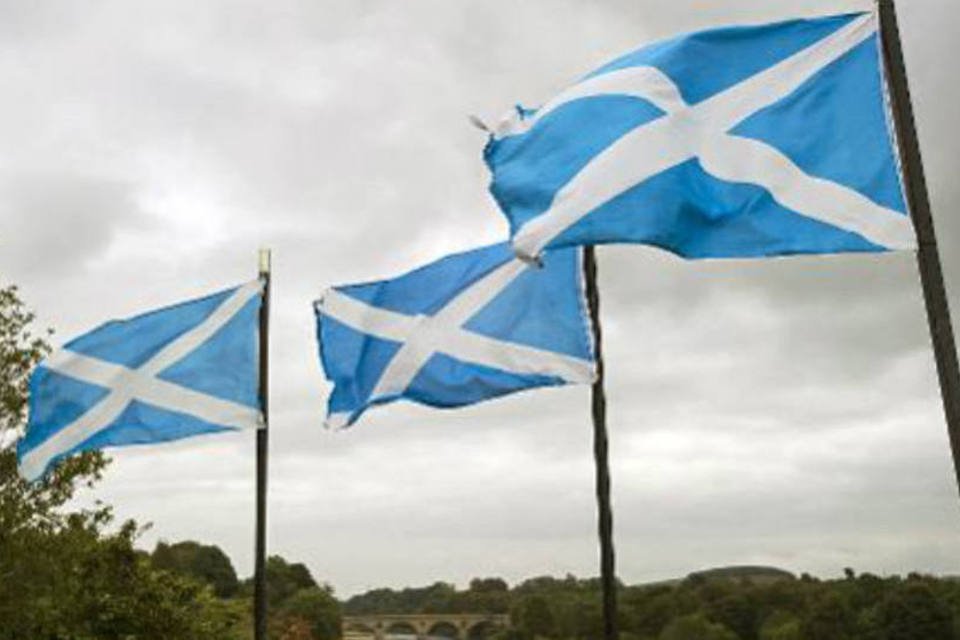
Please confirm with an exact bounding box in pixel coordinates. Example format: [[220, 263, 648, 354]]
[[343, 613, 509, 640]]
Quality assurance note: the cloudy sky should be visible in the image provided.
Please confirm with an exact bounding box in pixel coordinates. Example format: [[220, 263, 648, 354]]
[[3, 0, 960, 597]]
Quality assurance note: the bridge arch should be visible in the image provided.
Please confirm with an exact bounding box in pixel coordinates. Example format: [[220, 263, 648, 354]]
[[427, 621, 460, 639], [385, 621, 419, 637], [344, 622, 378, 636], [466, 620, 497, 640], [343, 613, 509, 640]]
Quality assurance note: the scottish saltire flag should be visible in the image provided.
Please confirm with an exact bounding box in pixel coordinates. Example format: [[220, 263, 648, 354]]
[[314, 243, 595, 428], [485, 10, 915, 261], [18, 281, 264, 482]]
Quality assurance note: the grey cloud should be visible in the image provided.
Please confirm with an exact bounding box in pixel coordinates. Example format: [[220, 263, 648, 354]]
[[0, 172, 151, 276]]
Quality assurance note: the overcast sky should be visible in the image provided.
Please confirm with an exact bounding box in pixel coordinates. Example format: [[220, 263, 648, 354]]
[[2, 0, 960, 598]]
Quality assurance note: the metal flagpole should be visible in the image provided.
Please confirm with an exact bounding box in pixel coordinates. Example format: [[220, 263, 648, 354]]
[[255, 249, 271, 640], [583, 246, 619, 640], [878, 1, 960, 497]]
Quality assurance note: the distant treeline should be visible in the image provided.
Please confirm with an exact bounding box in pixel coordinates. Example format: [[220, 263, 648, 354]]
[[342, 567, 960, 640]]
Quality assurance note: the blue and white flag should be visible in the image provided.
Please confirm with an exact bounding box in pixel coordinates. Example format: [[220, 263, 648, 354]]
[[485, 10, 915, 261], [314, 243, 595, 428], [18, 281, 264, 482]]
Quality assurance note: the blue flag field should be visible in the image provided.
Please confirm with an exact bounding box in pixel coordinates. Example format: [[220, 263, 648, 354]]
[[315, 243, 596, 428], [485, 10, 916, 261], [18, 280, 264, 482]]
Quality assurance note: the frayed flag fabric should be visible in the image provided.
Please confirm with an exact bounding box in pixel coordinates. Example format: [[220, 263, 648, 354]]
[[485, 10, 915, 261], [18, 281, 264, 482], [314, 243, 596, 428]]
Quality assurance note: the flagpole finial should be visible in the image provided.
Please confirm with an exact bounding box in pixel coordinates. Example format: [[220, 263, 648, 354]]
[[258, 248, 271, 275]]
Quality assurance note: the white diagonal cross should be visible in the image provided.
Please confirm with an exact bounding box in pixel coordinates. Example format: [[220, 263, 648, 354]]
[[316, 257, 596, 427], [496, 12, 915, 259], [19, 280, 263, 481]]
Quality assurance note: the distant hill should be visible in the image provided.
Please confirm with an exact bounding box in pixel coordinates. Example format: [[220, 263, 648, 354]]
[[638, 565, 796, 589], [686, 565, 796, 584]]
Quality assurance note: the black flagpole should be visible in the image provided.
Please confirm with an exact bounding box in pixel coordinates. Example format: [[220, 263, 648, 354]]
[[584, 246, 618, 640], [255, 249, 271, 640], [878, 1, 960, 496]]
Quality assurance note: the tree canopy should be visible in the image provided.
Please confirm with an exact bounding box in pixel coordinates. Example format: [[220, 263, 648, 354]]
[[152, 539, 241, 598]]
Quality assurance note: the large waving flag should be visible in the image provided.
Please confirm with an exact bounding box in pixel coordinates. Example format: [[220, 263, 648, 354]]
[[485, 10, 915, 261], [18, 281, 264, 482], [315, 243, 595, 428]]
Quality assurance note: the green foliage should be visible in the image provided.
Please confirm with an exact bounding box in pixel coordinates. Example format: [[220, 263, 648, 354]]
[[801, 591, 853, 639], [706, 593, 756, 640], [0, 285, 50, 433], [233, 554, 342, 639], [277, 587, 342, 640], [0, 284, 109, 550], [39, 520, 244, 639], [622, 586, 680, 638], [688, 567, 795, 584], [152, 539, 241, 597], [513, 595, 555, 639], [247, 555, 320, 606], [472, 577, 510, 593], [344, 581, 460, 615], [459, 578, 511, 614], [758, 611, 802, 640], [877, 580, 954, 640], [659, 614, 738, 640]]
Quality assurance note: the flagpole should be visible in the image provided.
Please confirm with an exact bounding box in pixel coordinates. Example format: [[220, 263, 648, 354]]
[[255, 249, 271, 640], [878, 0, 960, 497], [584, 246, 619, 640]]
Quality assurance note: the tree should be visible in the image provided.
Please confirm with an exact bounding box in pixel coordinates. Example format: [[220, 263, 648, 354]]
[[801, 592, 854, 640], [878, 582, 953, 640], [707, 593, 757, 640], [152, 539, 241, 597], [512, 595, 555, 639], [568, 598, 604, 640], [621, 587, 679, 639], [471, 577, 510, 593], [277, 586, 342, 640], [659, 614, 738, 640], [421, 581, 459, 613], [456, 577, 510, 614], [0, 284, 110, 636], [0, 285, 110, 552], [759, 611, 803, 640], [44, 519, 244, 639], [245, 555, 319, 607]]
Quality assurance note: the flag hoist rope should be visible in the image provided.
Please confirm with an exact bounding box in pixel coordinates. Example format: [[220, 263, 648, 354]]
[[255, 249, 271, 640]]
